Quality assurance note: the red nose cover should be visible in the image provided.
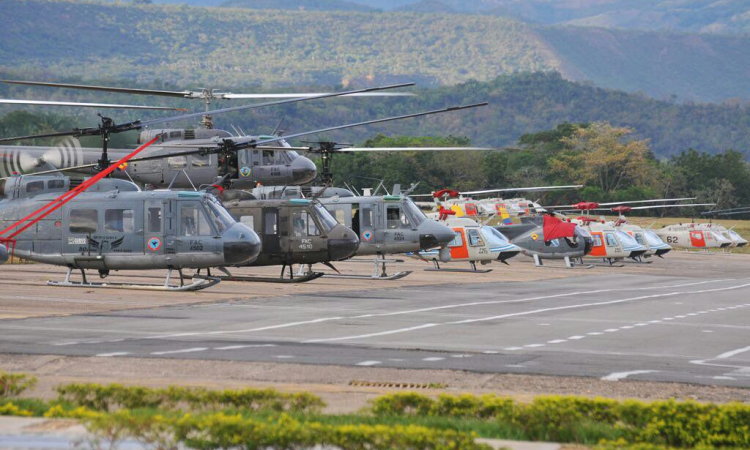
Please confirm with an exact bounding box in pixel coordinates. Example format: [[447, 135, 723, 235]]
[[543, 215, 578, 241]]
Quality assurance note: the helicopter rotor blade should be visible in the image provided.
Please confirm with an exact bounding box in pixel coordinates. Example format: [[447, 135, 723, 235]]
[[223, 92, 415, 98], [0, 83, 417, 144], [1, 79, 415, 99], [0, 79, 192, 98], [0, 99, 186, 111], [127, 102, 489, 163], [333, 146, 504, 152]]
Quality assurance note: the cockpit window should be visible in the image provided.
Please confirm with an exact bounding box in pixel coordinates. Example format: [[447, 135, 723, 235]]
[[180, 203, 213, 236], [466, 229, 485, 247], [386, 205, 412, 229], [633, 233, 645, 245], [605, 233, 618, 247], [481, 226, 510, 243], [616, 231, 639, 247], [314, 203, 338, 233], [403, 200, 426, 227], [205, 199, 235, 234], [26, 181, 44, 193], [293, 210, 320, 237]]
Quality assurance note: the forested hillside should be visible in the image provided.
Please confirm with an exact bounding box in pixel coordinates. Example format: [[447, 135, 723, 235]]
[[2, 73, 749, 158], [3, 0, 750, 102], [347, 0, 750, 34]]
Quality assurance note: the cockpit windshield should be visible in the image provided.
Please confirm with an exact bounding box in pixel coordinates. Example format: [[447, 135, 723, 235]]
[[206, 197, 236, 234], [402, 199, 426, 227], [616, 230, 640, 248], [730, 230, 743, 241], [574, 226, 592, 239], [313, 203, 338, 234], [481, 226, 511, 243], [644, 230, 665, 247]]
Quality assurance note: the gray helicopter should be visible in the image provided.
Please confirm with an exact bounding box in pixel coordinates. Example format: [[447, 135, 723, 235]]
[[0, 174, 260, 291], [0, 82, 416, 187], [0, 79, 414, 189], [253, 184, 456, 279]]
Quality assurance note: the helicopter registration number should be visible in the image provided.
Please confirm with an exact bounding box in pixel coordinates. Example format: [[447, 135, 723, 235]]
[[298, 239, 313, 250]]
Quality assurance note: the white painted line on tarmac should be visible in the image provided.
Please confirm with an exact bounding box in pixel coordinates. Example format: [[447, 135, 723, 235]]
[[568, 335, 585, 340], [525, 344, 545, 348], [356, 360, 381, 366], [136, 279, 738, 342], [303, 323, 439, 343], [588, 332, 603, 336], [548, 339, 567, 344], [504, 347, 523, 351], [275, 355, 295, 359], [151, 347, 207, 355], [601, 370, 658, 381], [716, 345, 750, 360], [95, 352, 131, 357], [604, 329, 619, 332], [423, 357, 445, 362], [214, 344, 277, 350]]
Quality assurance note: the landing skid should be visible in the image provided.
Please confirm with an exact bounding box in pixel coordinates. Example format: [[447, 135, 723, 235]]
[[533, 255, 594, 270], [195, 266, 324, 284], [323, 256, 412, 280], [49, 268, 219, 291], [424, 260, 492, 273]]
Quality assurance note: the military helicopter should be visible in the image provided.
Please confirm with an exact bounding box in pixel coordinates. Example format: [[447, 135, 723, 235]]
[[0, 156, 261, 291], [195, 190, 360, 283], [0, 82, 416, 187], [252, 184, 457, 279]]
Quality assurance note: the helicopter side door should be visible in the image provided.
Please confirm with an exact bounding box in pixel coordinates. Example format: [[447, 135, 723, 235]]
[[144, 200, 165, 256], [465, 227, 489, 261], [603, 231, 622, 256], [249, 150, 291, 186], [358, 202, 382, 248], [261, 207, 282, 254], [383, 202, 417, 252], [448, 228, 469, 260]]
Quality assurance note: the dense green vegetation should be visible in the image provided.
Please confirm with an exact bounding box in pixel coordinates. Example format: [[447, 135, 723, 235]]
[[328, 122, 750, 214], [2, 377, 750, 449], [5, 72, 748, 157], [4, 0, 750, 101]]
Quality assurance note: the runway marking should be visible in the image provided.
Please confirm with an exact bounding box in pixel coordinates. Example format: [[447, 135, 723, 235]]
[[525, 344, 545, 348], [548, 339, 567, 344], [214, 344, 277, 350], [451, 354, 471, 358], [423, 357, 444, 361], [303, 324, 439, 343], [601, 370, 658, 381], [275, 355, 295, 359], [95, 352, 131, 357], [604, 329, 619, 332], [130, 279, 734, 342], [568, 335, 585, 340], [716, 345, 750, 360], [301, 281, 750, 345], [483, 350, 500, 354], [588, 332, 603, 336], [151, 347, 207, 355], [504, 347, 523, 351], [356, 360, 381, 366]]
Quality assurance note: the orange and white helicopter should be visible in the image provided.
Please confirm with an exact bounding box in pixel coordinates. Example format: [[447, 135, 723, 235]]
[[655, 223, 733, 251], [409, 208, 521, 272], [557, 199, 712, 264]]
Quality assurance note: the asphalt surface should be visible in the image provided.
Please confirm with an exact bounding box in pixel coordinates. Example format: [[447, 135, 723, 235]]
[[1, 255, 750, 387]]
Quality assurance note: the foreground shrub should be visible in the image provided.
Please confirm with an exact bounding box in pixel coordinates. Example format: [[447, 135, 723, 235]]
[[82, 411, 490, 450], [0, 372, 37, 398], [369, 393, 750, 448], [55, 383, 325, 413]]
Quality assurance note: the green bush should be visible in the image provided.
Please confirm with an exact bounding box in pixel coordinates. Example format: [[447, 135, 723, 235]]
[[369, 393, 750, 448], [0, 372, 37, 398], [82, 411, 490, 450], [55, 383, 325, 414]]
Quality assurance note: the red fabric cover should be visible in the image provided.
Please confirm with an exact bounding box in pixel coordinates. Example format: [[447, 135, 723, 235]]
[[611, 205, 632, 213], [543, 215, 578, 241], [433, 189, 460, 199]]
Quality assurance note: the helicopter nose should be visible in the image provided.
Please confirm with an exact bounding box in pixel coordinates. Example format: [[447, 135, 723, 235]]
[[223, 223, 262, 266], [0, 244, 8, 265], [291, 156, 317, 184], [419, 220, 455, 250], [328, 225, 360, 261]]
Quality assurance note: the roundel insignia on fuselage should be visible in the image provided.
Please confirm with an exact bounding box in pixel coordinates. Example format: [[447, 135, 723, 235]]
[[531, 233, 539, 241], [147, 237, 162, 251], [361, 230, 374, 242], [239, 166, 252, 178]]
